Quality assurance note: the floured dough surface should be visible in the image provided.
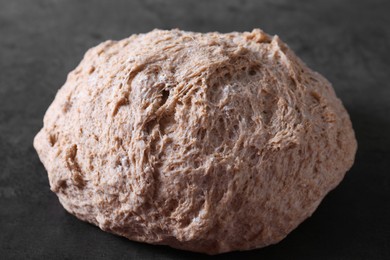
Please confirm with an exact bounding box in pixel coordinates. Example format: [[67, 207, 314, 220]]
[[34, 29, 357, 254]]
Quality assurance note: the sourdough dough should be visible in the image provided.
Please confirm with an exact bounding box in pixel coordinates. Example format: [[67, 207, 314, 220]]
[[34, 29, 357, 254]]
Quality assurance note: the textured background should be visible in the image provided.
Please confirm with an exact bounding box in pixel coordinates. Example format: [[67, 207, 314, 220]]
[[1, 0, 389, 259]]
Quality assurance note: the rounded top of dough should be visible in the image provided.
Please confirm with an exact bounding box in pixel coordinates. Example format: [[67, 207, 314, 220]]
[[34, 29, 357, 254]]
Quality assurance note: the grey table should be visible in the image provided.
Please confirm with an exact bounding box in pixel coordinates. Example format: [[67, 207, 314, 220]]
[[1, 0, 389, 259]]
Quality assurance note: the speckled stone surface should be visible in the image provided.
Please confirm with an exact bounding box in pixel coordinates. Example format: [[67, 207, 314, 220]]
[[1, 0, 389, 259]]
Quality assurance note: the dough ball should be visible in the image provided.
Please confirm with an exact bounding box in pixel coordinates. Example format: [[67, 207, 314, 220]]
[[34, 29, 357, 254]]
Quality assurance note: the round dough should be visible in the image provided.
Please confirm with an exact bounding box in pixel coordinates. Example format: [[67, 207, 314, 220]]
[[34, 29, 357, 254]]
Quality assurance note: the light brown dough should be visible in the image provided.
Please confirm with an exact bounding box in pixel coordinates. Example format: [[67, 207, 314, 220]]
[[34, 29, 357, 254]]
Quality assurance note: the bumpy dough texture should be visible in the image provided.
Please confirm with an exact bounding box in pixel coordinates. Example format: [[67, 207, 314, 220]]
[[34, 29, 357, 254]]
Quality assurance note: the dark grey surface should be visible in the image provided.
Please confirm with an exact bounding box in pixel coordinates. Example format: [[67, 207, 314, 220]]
[[1, 0, 389, 259]]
